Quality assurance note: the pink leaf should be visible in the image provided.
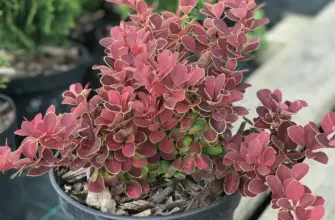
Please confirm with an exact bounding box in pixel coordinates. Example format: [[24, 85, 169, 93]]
[[212, 2, 225, 18], [183, 155, 196, 174], [266, 175, 283, 199], [181, 35, 196, 52], [190, 142, 201, 154], [286, 180, 304, 202], [291, 163, 309, 181], [309, 205, 325, 220], [277, 198, 292, 210], [137, 141, 156, 157], [224, 171, 240, 195], [159, 136, 174, 154], [321, 112, 335, 135], [248, 178, 268, 194], [299, 194, 316, 208], [277, 211, 294, 220], [287, 126, 307, 146], [195, 155, 213, 171], [122, 143, 136, 157], [125, 181, 142, 199], [277, 165, 292, 182], [105, 159, 122, 174], [314, 151, 328, 164], [44, 113, 57, 133], [149, 130, 165, 144]]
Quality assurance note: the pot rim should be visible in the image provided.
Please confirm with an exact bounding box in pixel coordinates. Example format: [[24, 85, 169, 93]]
[[49, 170, 235, 219], [4, 41, 92, 94], [0, 93, 16, 132]]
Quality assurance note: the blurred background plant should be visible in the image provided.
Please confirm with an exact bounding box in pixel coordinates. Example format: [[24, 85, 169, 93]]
[[0, 51, 13, 89], [0, 0, 81, 53]]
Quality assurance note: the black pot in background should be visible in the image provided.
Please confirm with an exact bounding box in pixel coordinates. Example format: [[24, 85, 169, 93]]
[[50, 170, 242, 220], [84, 22, 118, 90], [1, 43, 91, 122], [0, 94, 25, 220], [0, 93, 17, 147]]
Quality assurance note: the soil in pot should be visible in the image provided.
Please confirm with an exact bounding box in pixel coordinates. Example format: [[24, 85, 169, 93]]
[[1, 43, 91, 121], [51, 169, 241, 220]]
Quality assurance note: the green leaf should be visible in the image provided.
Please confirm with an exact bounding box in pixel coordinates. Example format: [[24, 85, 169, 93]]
[[159, 160, 170, 173], [204, 144, 224, 156], [174, 171, 186, 180], [90, 169, 99, 182], [189, 118, 206, 134]]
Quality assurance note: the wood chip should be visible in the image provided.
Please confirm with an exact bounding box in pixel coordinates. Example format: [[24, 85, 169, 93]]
[[119, 200, 154, 212], [115, 209, 128, 216], [150, 184, 176, 204], [133, 209, 152, 217]]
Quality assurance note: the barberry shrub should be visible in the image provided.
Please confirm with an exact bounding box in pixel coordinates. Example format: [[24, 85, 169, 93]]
[[0, 0, 333, 219]]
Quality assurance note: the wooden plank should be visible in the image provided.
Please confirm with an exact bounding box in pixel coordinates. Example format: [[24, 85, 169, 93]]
[[256, 1, 335, 219], [234, 1, 335, 219], [255, 13, 312, 64]]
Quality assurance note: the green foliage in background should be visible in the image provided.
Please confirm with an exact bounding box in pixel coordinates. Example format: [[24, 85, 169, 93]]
[[0, 52, 11, 88], [81, 0, 104, 12], [0, 0, 82, 52]]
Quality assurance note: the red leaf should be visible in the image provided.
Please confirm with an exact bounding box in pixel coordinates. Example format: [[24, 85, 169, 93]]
[[277, 211, 294, 220], [287, 126, 306, 146], [105, 159, 122, 175], [20, 139, 38, 160], [181, 35, 196, 52], [159, 136, 174, 154], [224, 171, 240, 195], [230, 8, 247, 19], [183, 155, 196, 174], [277, 198, 292, 210], [203, 129, 218, 143], [190, 142, 202, 154], [132, 156, 148, 168], [44, 113, 57, 133], [321, 112, 335, 135], [212, 2, 225, 18], [137, 141, 156, 157], [172, 158, 183, 171], [299, 193, 316, 208], [266, 175, 283, 199], [209, 118, 226, 134], [291, 163, 309, 181], [149, 130, 165, 144], [248, 178, 268, 194], [309, 205, 325, 220], [285, 180, 304, 202], [88, 171, 105, 193], [276, 165, 292, 182], [195, 155, 213, 171], [314, 151, 328, 164], [125, 181, 142, 199], [27, 166, 50, 176], [122, 143, 136, 157]]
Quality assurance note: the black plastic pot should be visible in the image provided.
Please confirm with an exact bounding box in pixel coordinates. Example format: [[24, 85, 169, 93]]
[[1, 43, 91, 121], [0, 95, 25, 220], [50, 171, 241, 220], [0, 93, 17, 147]]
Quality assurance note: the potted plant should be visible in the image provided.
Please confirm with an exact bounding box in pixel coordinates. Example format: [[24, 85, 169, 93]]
[[0, 80, 25, 220], [0, 0, 332, 219], [0, 0, 91, 120]]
